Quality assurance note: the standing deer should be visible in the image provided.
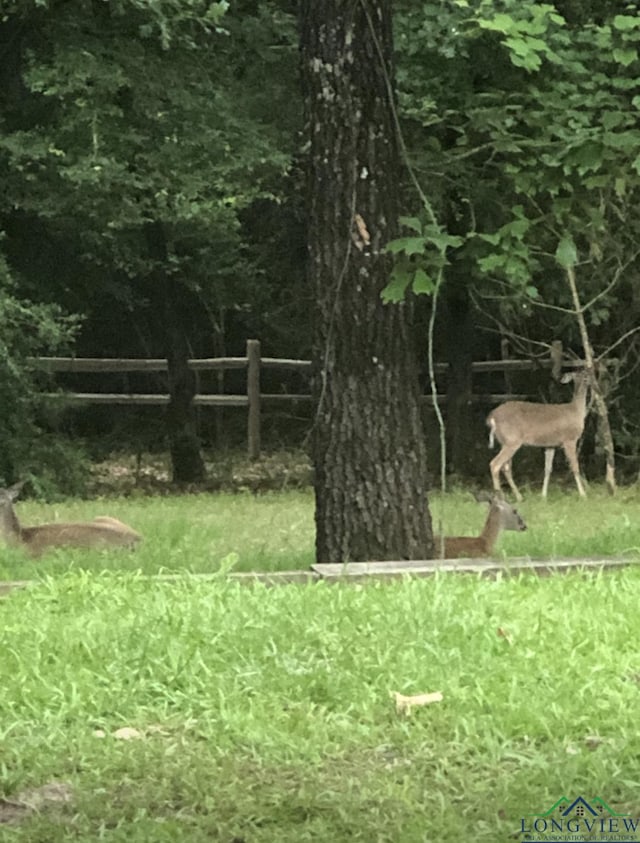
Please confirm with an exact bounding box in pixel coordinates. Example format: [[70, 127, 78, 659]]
[[0, 483, 142, 557], [486, 369, 590, 501], [435, 493, 527, 558]]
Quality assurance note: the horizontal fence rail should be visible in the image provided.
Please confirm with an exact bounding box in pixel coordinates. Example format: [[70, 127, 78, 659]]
[[29, 356, 577, 375], [47, 391, 532, 406], [29, 356, 312, 373], [30, 339, 586, 459]]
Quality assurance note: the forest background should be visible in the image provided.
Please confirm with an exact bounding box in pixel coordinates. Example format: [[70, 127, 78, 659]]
[[1, 0, 640, 495]]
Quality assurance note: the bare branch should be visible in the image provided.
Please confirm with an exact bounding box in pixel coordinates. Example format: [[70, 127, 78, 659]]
[[526, 296, 575, 316], [597, 325, 640, 362], [469, 288, 554, 358], [583, 249, 640, 312]]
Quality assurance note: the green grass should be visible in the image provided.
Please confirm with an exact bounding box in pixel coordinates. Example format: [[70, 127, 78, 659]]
[[0, 490, 316, 580], [1, 484, 640, 581], [430, 485, 640, 560], [1, 569, 640, 841]]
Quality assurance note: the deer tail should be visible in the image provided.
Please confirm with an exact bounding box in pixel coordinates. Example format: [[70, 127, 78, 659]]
[[487, 416, 496, 449]]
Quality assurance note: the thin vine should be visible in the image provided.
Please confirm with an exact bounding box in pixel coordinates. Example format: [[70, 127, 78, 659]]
[[361, 0, 449, 496]]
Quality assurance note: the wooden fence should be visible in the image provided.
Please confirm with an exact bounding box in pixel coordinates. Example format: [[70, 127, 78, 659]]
[[30, 338, 580, 459]]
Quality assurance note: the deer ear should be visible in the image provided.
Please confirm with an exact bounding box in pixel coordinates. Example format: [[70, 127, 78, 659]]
[[473, 490, 494, 505], [561, 368, 590, 385]]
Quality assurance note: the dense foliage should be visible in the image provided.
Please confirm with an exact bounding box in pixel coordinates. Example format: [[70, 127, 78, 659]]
[[0, 256, 85, 492], [1, 0, 639, 488], [392, 0, 640, 476]]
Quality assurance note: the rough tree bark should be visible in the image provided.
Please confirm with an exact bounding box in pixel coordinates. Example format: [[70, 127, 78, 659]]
[[299, 0, 433, 562]]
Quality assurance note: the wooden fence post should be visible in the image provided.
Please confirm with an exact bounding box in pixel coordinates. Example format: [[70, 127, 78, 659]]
[[247, 339, 261, 460], [550, 340, 563, 380]]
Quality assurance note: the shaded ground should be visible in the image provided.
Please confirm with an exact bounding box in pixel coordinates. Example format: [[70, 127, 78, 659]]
[[86, 449, 313, 497]]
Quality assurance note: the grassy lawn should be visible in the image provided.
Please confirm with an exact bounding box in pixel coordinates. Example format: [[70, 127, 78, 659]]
[[2, 568, 640, 841], [0, 490, 316, 580], [1, 484, 639, 580]]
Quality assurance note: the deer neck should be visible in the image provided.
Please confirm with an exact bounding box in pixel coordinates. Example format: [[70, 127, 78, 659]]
[[479, 508, 501, 554], [571, 377, 589, 416], [0, 503, 23, 545]]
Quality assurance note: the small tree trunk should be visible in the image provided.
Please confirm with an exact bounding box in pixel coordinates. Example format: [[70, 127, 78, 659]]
[[300, 0, 433, 562], [212, 307, 226, 449], [444, 272, 475, 477], [566, 266, 616, 495], [146, 221, 205, 484], [165, 302, 206, 484], [246, 339, 261, 460]]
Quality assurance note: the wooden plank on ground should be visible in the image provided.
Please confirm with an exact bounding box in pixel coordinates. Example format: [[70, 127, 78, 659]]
[[228, 570, 319, 585], [0, 580, 30, 597], [0, 557, 635, 599], [312, 556, 637, 580]]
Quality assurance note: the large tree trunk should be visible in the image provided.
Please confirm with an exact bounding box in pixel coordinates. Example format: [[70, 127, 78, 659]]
[[145, 222, 206, 484], [299, 0, 433, 562]]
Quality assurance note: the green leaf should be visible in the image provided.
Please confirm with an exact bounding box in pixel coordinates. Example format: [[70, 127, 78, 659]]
[[412, 268, 435, 295], [603, 130, 638, 151], [501, 217, 530, 239], [601, 111, 625, 130], [612, 76, 638, 90], [398, 216, 423, 234], [570, 141, 603, 173], [477, 231, 501, 245], [477, 14, 518, 35], [525, 285, 539, 298], [382, 268, 412, 303], [478, 253, 507, 272], [583, 174, 610, 189], [555, 236, 577, 268], [613, 15, 640, 31], [504, 36, 533, 57], [504, 38, 543, 71], [384, 236, 426, 256], [504, 256, 530, 283], [612, 47, 638, 67], [204, 2, 230, 25], [425, 231, 464, 250]]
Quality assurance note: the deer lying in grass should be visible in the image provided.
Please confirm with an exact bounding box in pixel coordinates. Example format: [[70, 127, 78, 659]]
[[0, 483, 142, 558], [434, 493, 527, 559], [487, 369, 590, 501]]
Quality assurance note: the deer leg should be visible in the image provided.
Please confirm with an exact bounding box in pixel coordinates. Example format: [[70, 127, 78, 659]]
[[562, 440, 587, 497], [490, 445, 522, 501], [502, 459, 523, 502], [542, 448, 555, 498]]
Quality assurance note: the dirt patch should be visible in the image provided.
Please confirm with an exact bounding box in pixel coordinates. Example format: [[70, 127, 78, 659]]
[[0, 780, 73, 825]]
